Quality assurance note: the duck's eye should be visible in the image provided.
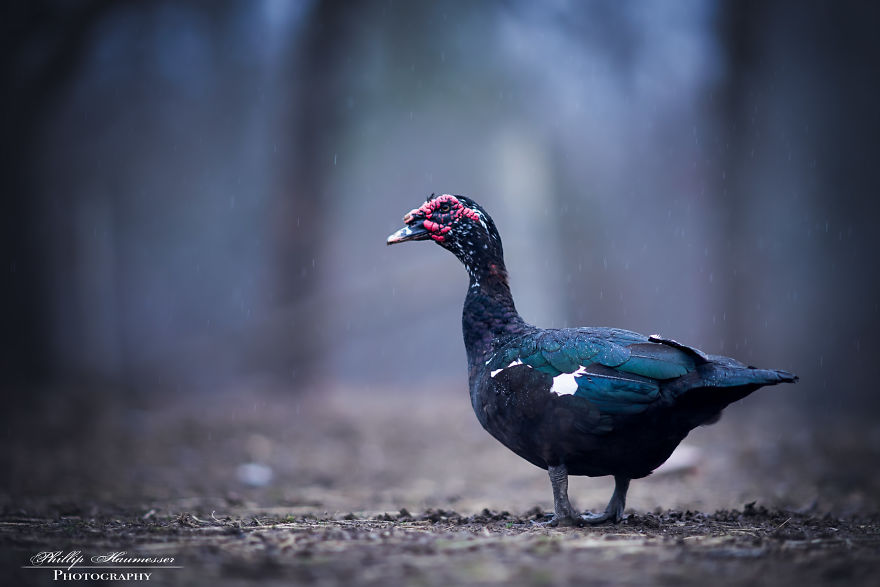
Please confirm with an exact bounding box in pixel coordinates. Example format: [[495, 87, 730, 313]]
[[439, 203, 451, 213]]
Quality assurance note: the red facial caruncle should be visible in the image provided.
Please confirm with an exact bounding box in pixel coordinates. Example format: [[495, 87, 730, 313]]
[[404, 194, 476, 242]]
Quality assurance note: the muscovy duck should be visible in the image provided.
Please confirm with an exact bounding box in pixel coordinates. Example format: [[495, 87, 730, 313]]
[[387, 194, 798, 526]]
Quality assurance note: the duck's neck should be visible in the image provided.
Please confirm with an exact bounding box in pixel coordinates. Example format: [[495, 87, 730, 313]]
[[461, 261, 529, 371]]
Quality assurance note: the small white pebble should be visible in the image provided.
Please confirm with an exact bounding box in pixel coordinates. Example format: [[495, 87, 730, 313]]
[[236, 462, 274, 487]]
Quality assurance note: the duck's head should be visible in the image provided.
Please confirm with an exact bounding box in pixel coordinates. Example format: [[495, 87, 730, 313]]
[[386, 194, 502, 264]]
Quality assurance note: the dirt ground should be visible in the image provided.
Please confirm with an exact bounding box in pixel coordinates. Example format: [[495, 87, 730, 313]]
[[2, 384, 879, 586]]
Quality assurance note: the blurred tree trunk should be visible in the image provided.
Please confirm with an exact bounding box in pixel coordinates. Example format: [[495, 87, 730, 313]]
[[712, 0, 768, 355], [713, 0, 880, 412], [0, 0, 113, 389], [262, 0, 364, 388]]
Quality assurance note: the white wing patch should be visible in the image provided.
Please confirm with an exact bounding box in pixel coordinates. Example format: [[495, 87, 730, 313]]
[[490, 360, 589, 397], [550, 366, 588, 396], [490, 358, 523, 378]]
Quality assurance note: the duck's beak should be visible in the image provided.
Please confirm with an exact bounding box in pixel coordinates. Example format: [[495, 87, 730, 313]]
[[386, 212, 430, 245]]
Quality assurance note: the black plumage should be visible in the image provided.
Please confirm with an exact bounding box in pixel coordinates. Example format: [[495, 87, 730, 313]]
[[387, 193, 798, 525]]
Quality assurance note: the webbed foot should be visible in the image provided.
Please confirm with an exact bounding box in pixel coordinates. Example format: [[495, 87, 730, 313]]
[[540, 464, 585, 528], [580, 509, 624, 525], [581, 475, 630, 525], [531, 513, 583, 527]]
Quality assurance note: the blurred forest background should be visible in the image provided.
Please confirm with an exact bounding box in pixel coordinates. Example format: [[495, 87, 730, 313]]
[[2, 0, 879, 425]]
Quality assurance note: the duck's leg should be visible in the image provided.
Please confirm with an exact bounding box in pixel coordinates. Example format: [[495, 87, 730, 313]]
[[534, 464, 580, 526], [581, 476, 630, 524]]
